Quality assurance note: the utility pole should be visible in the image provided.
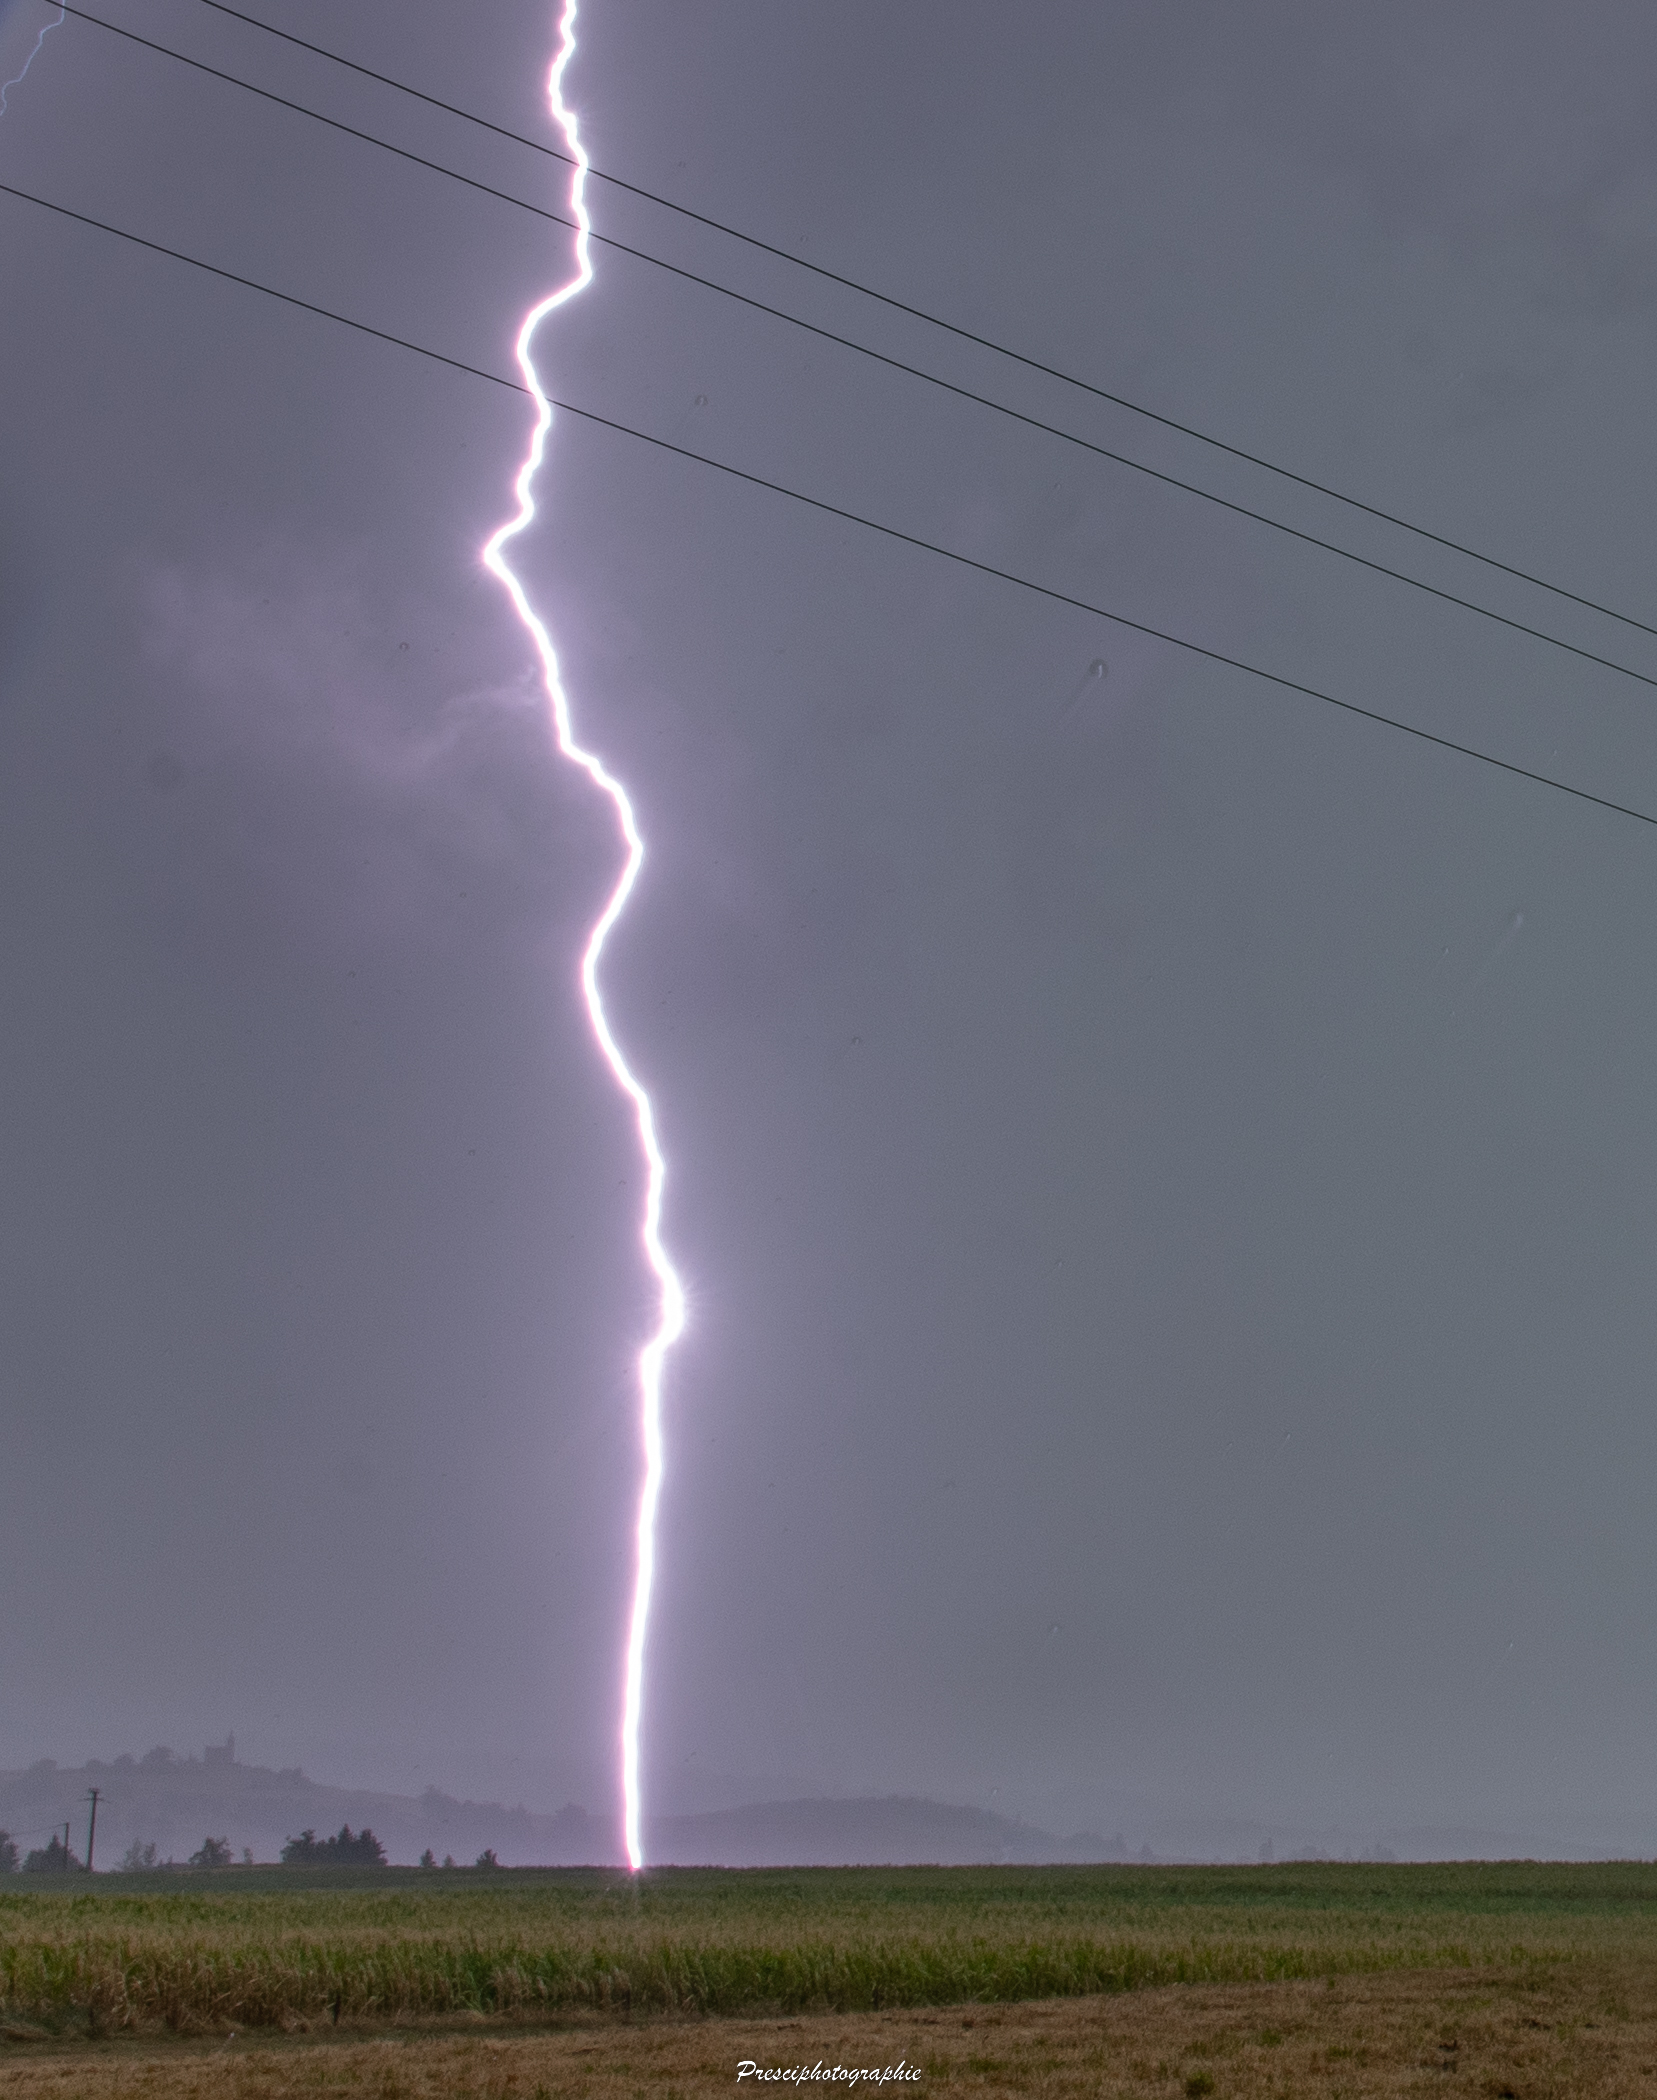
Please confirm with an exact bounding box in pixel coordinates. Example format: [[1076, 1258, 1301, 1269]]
[[84, 1788, 100, 1874], [61, 1820, 71, 1872]]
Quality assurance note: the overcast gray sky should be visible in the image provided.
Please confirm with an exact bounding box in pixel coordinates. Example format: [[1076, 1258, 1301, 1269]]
[[5, 0, 1657, 1857]]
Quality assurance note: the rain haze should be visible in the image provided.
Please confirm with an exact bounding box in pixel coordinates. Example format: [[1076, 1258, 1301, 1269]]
[[4, 0, 1657, 1863]]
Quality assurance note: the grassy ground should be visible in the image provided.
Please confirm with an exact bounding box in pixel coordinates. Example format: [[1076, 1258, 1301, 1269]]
[[3, 1862, 1657, 2038], [4, 1960, 1657, 2096]]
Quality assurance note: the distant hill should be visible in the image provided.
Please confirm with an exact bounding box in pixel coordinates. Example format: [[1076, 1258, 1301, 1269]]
[[0, 1749, 1116, 1868], [0, 1748, 612, 1869], [648, 1795, 1119, 1866], [8, 1753, 1634, 1867]]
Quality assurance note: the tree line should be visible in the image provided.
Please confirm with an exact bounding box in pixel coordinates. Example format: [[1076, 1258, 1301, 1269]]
[[0, 1824, 509, 1869], [280, 1825, 387, 1865]]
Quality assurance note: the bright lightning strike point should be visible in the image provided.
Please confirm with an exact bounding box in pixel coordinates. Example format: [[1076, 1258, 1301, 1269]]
[[482, 0, 685, 1876]]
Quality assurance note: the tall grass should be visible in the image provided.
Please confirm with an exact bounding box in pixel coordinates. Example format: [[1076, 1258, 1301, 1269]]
[[2, 1863, 1654, 2036]]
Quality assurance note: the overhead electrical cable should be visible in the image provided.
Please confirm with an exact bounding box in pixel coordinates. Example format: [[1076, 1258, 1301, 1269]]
[[169, 0, 1657, 650], [49, 0, 1657, 704], [5, 175, 1651, 838]]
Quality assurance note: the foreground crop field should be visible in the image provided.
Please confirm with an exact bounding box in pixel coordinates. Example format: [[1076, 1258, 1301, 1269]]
[[3, 1861, 1657, 2040], [7, 1960, 1657, 2097]]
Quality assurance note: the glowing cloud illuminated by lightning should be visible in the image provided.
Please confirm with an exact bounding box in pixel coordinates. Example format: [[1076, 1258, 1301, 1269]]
[[481, 0, 685, 1874]]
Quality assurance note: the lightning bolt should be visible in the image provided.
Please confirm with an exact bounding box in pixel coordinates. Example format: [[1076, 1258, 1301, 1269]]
[[0, 0, 65, 117], [481, 0, 684, 1874]]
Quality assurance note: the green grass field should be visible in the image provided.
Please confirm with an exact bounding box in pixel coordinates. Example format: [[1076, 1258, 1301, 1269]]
[[3, 1862, 1656, 2039]]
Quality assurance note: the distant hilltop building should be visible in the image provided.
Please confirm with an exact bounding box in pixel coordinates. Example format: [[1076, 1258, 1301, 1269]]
[[203, 1735, 235, 1767]]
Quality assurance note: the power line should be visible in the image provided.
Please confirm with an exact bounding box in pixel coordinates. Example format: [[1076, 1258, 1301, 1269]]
[[49, 0, 1657, 704], [4, 173, 1653, 836], [175, 0, 1657, 651]]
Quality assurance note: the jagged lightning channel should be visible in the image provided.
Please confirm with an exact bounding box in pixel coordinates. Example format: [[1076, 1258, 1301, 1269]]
[[0, 0, 65, 115], [480, 0, 684, 1876]]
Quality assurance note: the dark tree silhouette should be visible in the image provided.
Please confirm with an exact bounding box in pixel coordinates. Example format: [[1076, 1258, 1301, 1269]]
[[23, 1835, 81, 1872], [280, 1825, 387, 1866]]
